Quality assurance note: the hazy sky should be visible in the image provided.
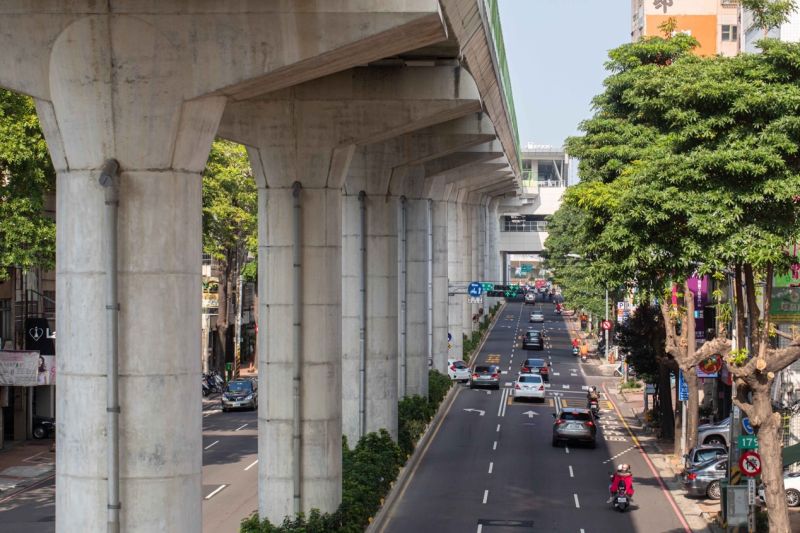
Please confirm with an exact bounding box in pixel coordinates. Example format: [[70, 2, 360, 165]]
[[499, 0, 631, 149]]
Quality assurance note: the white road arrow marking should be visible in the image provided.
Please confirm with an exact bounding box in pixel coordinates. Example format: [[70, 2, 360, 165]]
[[464, 408, 486, 416], [522, 411, 539, 418]]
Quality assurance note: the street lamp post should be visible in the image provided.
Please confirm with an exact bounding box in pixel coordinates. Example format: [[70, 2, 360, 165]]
[[605, 288, 609, 363]]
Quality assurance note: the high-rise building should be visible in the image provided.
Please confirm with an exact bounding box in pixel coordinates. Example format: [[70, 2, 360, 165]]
[[631, 0, 740, 56]]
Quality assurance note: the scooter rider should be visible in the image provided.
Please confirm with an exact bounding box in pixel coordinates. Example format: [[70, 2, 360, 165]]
[[586, 386, 599, 403], [607, 464, 634, 503]]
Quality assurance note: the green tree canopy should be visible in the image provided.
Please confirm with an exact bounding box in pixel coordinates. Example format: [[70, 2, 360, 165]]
[[0, 90, 55, 280]]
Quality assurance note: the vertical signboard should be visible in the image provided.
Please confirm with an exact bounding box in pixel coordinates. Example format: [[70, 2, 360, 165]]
[[686, 274, 708, 344]]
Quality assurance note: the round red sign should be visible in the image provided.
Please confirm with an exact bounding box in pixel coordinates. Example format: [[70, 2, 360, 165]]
[[739, 451, 762, 477]]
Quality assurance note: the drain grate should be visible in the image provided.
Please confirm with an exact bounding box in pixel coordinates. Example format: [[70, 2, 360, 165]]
[[477, 519, 534, 529]]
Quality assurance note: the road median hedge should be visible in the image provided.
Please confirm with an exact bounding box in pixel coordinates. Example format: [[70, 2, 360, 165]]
[[241, 369, 453, 533]]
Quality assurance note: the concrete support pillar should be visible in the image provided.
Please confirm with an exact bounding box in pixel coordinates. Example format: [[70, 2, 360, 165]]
[[257, 183, 342, 521], [342, 192, 364, 446], [447, 196, 464, 360], [33, 19, 228, 531], [405, 198, 430, 397], [431, 198, 450, 372], [459, 198, 474, 336], [365, 195, 399, 436]]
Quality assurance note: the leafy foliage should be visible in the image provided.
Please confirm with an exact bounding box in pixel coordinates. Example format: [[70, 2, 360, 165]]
[[0, 90, 55, 280], [202, 139, 257, 265], [616, 305, 665, 385]]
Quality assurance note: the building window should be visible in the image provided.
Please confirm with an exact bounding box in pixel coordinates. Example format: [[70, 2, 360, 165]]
[[0, 299, 10, 348], [721, 25, 738, 42], [502, 215, 549, 232], [43, 290, 56, 314]]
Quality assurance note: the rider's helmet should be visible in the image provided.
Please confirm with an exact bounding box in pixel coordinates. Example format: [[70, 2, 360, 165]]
[[616, 464, 626, 473]]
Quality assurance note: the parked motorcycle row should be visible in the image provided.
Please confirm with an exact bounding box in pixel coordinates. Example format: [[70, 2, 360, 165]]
[[202, 371, 225, 396]]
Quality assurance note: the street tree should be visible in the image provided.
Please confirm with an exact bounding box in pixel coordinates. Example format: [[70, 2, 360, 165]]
[[742, 0, 798, 38], [202, 139, 257, 373], [617, 304, 675, 439], [0, 90, 55, 281], [565, 32, 800, 529]]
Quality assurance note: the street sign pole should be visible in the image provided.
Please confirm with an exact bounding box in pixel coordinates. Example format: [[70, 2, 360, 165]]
[[679, 370, 688, 459], [604, 288, 609, 363]]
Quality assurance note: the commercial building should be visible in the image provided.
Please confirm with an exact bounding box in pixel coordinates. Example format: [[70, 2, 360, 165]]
[[496, 144, 568, 282], [631, 0, 740, 56]]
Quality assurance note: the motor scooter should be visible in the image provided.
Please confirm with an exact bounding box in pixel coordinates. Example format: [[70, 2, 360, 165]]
[[572, 346, 579, 357], [612, 481, 630, 512], [33, 415, 55, 439]]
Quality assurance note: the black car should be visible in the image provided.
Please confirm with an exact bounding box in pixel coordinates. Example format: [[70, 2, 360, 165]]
[[221, 379, 258, 412], [520, 357, 550, 382], [522, 330, 543, 350]]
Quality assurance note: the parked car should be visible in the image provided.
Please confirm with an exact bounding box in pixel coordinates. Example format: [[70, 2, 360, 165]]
[[447, 358, 471, 382], [522, 330, 544, 350], [520, 357, 550, 382], [683, 444, 727, 472], [697, 417, 730, 448], [221, 379, 258, 412], [470, 365, 500, 390], [513, 374, 545, 401], [552, 408, 597, 448], [681, 457, 727, 499], [758, 471, 800, 507], [529, 312, 544, 323]]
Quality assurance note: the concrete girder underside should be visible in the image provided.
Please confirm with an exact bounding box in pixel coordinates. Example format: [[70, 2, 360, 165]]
[[0, 4, 464, 532], [218, 65, 482, 522]]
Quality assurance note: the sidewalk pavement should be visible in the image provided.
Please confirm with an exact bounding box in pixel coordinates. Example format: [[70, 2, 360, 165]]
[[0, 440, 54, 501]]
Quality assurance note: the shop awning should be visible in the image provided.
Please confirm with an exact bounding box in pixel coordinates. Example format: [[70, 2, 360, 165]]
[[784, 443, 800, 467]]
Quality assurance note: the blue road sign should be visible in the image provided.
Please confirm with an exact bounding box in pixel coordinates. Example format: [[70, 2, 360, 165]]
[[678, 371, 689, 402], [447, 332, 452, 342], [468, 282, 483, 297], [742, 417, 754, 435]]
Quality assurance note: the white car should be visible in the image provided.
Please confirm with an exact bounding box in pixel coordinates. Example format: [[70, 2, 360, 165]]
[[447, 359, 471, 382], [513, 373, 546, 401], [529, 312, 544, 323], [759, 471, 800, 507]]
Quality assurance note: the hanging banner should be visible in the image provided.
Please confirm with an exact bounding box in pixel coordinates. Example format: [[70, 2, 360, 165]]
[[0, 351, 40, 386]]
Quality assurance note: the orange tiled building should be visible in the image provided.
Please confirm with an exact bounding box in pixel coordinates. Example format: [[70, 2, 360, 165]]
[[631, 0, 740, 56]]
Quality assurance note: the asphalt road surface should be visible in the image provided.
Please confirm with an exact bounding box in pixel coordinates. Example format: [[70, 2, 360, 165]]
[[380, 300, 692, 533], [0, 397, 258, 533]]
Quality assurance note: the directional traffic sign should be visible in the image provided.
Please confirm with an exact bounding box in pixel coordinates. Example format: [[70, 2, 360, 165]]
[[742, 417, 754, 435], [468, 282, 483, 297], [678, 371, 689, 401], [739, 451, 762, 477]]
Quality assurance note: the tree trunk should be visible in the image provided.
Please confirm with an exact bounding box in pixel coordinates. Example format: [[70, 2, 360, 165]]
[[216, 259, 232, 374], [658, 362, 674, 439], [684, 368, 699, 450], [754, 402, 790, 532]]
